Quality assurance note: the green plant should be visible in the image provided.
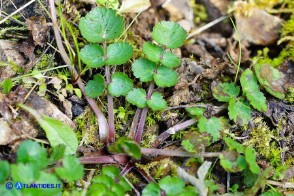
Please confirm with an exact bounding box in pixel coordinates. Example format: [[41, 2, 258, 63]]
[[0, 140, 83, 195]]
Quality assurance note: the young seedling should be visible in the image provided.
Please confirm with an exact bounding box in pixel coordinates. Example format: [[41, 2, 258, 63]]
[[79, 7, 134, 143], [126, 21, 187, 143]]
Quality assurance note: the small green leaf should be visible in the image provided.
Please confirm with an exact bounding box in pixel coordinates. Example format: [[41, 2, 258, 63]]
[[85, 74, 105, 98], [0, 161, 9, 182], [55, 155, 84, 183], [254, 64, 285, 99], [126, 88, 147, 108], [18, 104, 78, 155], [49, 144, 66, 163], [245, 147, 260, 174], [161, 51, 181, 68], [154, 66, 178, 87], [185, 107, 205, 117], [88, 183, 108, 195], [147, 92, 167, 111], [220, 152, 247, 173], [143, 42, 163, 63], [132, 58, 157, 82], [224, 137, 245, 154], [17, 140, 47, 170], [211, 82, 240, 102], [80, 44, 105, 68], [152, 21, 187, 49], [79, 7, 125, 42], [108, 72, 133, 97], [159, 176, 185, 195], [102, 166, 120, 178], [240, 69, 267, 112], [142, 183, 161, 196], [108, 137, 141, 159], [198, 117, 222, 142], [106, 42, 133, 65], [2, 78, 13, 94], [181, 140, 196, 153], [11, 163, 39, 183], [260, 190, 283, 196], [228, 98, 251, 126]]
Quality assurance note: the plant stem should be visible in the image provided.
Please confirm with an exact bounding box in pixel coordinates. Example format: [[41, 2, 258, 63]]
[[152, 118, 197, 148], [79, 154, 128, 165], [103, 41, 115, 144], [128, 109, 142, 139], [141, 148, 221, 158], [135, 82, 155, 143], [49, 0, 109, 142]]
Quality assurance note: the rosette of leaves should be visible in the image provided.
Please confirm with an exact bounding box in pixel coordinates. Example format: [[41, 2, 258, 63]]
[[79, 7, 134, 98], [127, 21, 187, 111], [211, 68, 267, 126]]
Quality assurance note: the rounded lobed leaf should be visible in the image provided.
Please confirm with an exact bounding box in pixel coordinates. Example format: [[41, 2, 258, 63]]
[[85, 74, 105, 98], [106, 42, 133, 65], [211, 82, 240, 102], [161, 51, 181, 68], [80, 44, 105, 68], [142, 42, 163, 63], [245, 147, 260, 174], [79, 7, 125, 43], [154, 66, 178, 87], [126, 88, 147, 108], [254, 64, 286, 99], [228, 98, 252, 126], [147, 92, 167, 111], [132, 58, 156, 82], [152, 21, 187, 49], [198, 117, 222, 142], [158, 176, 185, 195], [108, 72, 133, 97]]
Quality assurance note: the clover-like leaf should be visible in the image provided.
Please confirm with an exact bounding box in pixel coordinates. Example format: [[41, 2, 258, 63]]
[[147, 92, 167, 111], [254, 64, 286, 99], [228, 98, 251, 126], [211, 82, 240, 102], [132, 58, 156, 82], [161, 51, 181, 68], [85, 74, 105, 98], [108, 72, 133, 97], [159, 176, 185, 195], [142, 42, 163, 63], [106, 42, 133, 65], [79, 7, 125, 43], [245, 147, 260, 174], [240, 69, 267, 112], [126, 88, 147, 108], [152, 21, 187, 49], [198, 117, 222, 142], [80, 44, 105, 68], [154, 66, 178, 87]]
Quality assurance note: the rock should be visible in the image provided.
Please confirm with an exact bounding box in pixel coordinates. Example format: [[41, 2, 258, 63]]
[[0, 40, 25, 81], [234, 8, 282, 46], [0, 118, 19, 145]]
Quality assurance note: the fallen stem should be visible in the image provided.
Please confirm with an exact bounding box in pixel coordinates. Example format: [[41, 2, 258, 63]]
[[128, 109, 142, 139], [49, 0, 109, 142], [135, 82, 154, 143], [152, 118, 197, 148], [266, 180, 294, 189], [141, 148, 221, 158], [79, 154, 128, 165]]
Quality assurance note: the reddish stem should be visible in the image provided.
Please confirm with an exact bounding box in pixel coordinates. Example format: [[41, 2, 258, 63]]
[[79, 154, 128, 165], [135, 82, 154, 143]]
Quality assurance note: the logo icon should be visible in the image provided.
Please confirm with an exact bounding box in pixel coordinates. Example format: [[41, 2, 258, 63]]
[[5, 182, 13, 190], [15, 182, 22, 190]]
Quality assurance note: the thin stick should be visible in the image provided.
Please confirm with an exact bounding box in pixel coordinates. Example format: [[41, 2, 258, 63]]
[[49, 0, 109, 142], [0, 0, 36, 25], [187, 15, 229, 39], [152, 119, 196, 148], [141, 148, 221, 158]]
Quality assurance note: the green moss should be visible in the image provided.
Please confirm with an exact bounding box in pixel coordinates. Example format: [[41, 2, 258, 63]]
[[35, 54, 54, 69]]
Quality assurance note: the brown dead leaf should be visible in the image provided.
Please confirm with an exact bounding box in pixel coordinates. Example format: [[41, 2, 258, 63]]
[[26, 16, 49, 47]]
